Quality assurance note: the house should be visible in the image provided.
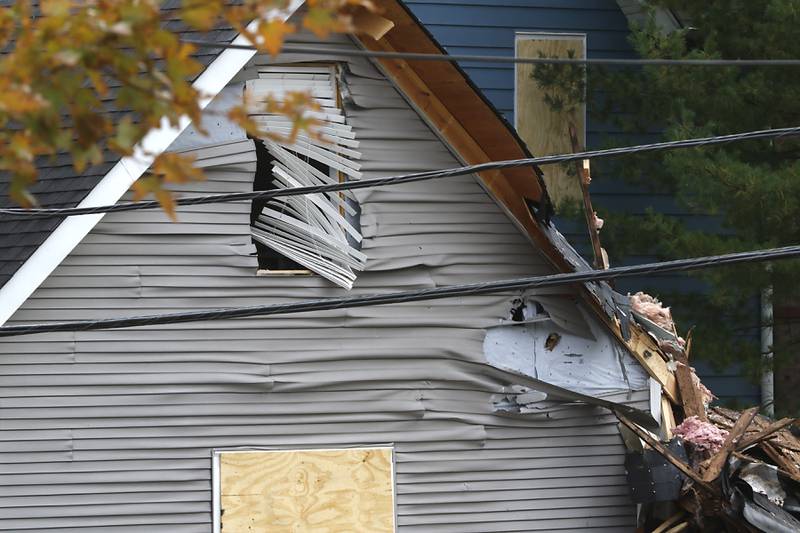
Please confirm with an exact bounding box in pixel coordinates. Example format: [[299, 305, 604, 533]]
[[403, 0, 760, 407], [0, 2, 682, 531]]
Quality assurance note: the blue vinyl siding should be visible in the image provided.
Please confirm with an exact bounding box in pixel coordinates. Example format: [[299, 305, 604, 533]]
[[405, 0, 759, 406]]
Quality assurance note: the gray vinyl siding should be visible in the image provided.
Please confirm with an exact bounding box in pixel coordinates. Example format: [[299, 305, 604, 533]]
[[0, 31, 644, 532]]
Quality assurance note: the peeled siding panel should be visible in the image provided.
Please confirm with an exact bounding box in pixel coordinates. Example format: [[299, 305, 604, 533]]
[[0, 31, 645, 531]]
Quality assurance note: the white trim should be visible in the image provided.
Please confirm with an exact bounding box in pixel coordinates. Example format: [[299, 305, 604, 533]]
[[649, 377, 663, 436], [211, 451, 222, 533], [0, 2, 305, 327]]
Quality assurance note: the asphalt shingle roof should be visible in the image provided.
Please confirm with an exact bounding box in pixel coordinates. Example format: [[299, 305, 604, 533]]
[[0, 3, 238, 288]]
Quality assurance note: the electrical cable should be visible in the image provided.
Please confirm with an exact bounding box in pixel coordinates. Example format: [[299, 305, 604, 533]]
[[2, 244, 798, 337], [3, 126, 799, 218], [182, 40, 800, 67]]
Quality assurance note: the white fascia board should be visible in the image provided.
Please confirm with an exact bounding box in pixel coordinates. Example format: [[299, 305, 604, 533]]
[[0, 1, 305, 327]]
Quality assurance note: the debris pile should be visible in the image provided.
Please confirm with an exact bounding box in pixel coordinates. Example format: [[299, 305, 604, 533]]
[[614, 297, 800, 532]]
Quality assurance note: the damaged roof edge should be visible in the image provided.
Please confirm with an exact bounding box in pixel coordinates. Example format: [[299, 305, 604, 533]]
[[360, 1, 676, 390], [391, 0, 551, 192]]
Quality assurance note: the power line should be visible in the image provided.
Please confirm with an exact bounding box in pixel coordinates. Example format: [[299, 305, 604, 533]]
[[1, 244, 798, 338], [3, 126, 799, 218], [182, 39, 800, 67]]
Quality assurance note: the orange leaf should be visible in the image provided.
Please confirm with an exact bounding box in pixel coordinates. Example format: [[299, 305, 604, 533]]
[[152, 152, 206, 184], [155, 188, 177, 221], [256, 19, 295, 56]]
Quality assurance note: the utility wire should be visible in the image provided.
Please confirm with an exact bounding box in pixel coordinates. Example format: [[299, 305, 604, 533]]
[[1, 244, 798, 338], [3, 126, 799, 218], [182, 40, 800, 67]]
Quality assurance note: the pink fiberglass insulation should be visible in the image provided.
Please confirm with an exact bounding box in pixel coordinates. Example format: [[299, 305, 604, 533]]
[[592, 211, 604, 231], [630, 291, 675, 332], [690, 366, 716, 407], [674, 416, 729, 454]]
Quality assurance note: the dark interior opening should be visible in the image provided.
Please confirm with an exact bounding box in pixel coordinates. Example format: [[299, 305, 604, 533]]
[[250, 139, 305, 271]]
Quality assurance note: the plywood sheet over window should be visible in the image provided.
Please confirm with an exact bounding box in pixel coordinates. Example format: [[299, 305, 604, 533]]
[[219, 447, 395, 532], [515, 33, 586, 208]]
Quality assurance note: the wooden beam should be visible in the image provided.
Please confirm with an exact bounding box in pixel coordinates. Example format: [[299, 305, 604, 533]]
[[652, 511, 685, 533], [569, 125, 604, 270], [616, 411, 717, 495], [762, 441, 800, 481], [626, 328, 679, 403], [662, 394, 677, 439], [675, 360, 707, 421], [664, 523, 689, 533], [701, 407, 758, 482], [351, 10, 395, 40], [736, 417, 796, 451]]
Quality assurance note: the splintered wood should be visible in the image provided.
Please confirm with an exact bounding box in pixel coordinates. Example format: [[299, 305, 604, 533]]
[[709, 407, 800, 481], [701, 407, 758, 482], [220, 448, 395, 532]]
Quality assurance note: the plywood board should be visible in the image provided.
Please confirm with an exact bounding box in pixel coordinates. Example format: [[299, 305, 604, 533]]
[[516, 35, 586, 207], [220, 447, 395, 532]]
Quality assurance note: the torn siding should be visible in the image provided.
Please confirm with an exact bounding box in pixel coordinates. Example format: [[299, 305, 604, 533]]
[[485, 301, 648, 395], [0, 29, 646, 532], [246, 66, 367, 288]]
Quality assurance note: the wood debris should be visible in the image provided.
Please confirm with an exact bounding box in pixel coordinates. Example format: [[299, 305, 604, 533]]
[[616, 304, 800, 531]]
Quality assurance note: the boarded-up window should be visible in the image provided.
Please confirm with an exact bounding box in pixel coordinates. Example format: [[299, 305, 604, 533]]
[[515, 33, 586, 208], [217, 447, 395, 532], [246, 65, 366, 289]]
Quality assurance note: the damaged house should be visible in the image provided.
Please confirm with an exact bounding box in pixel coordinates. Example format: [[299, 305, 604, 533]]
[[1, 1, 796, 532]]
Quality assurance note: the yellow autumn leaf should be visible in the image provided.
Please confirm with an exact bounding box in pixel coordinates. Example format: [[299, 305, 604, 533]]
[[255, 19, 295, 56]]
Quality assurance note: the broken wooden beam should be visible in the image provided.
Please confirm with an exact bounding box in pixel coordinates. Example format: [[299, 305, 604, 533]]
[[675, 360, 708, 421], [626, 327, 679, 403], [701, 407, 758, 482], [662, 394, 677, 439], [569, 124, 605, 270], [736, 417, 796, 451], [664, 523, 689, 533], [652, 511, 686, 533], [762, 441, 800, 481]]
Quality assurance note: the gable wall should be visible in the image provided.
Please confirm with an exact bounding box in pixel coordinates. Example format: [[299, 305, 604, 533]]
[[404, 0, 758, 405], [0, 31, 646, 531]]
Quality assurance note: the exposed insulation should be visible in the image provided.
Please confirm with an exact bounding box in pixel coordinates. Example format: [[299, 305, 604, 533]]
[[689, 364, 716, 408], [630, 291, 675, 332], [674, 415, 729, 455], [592, 211, 604, 231]]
